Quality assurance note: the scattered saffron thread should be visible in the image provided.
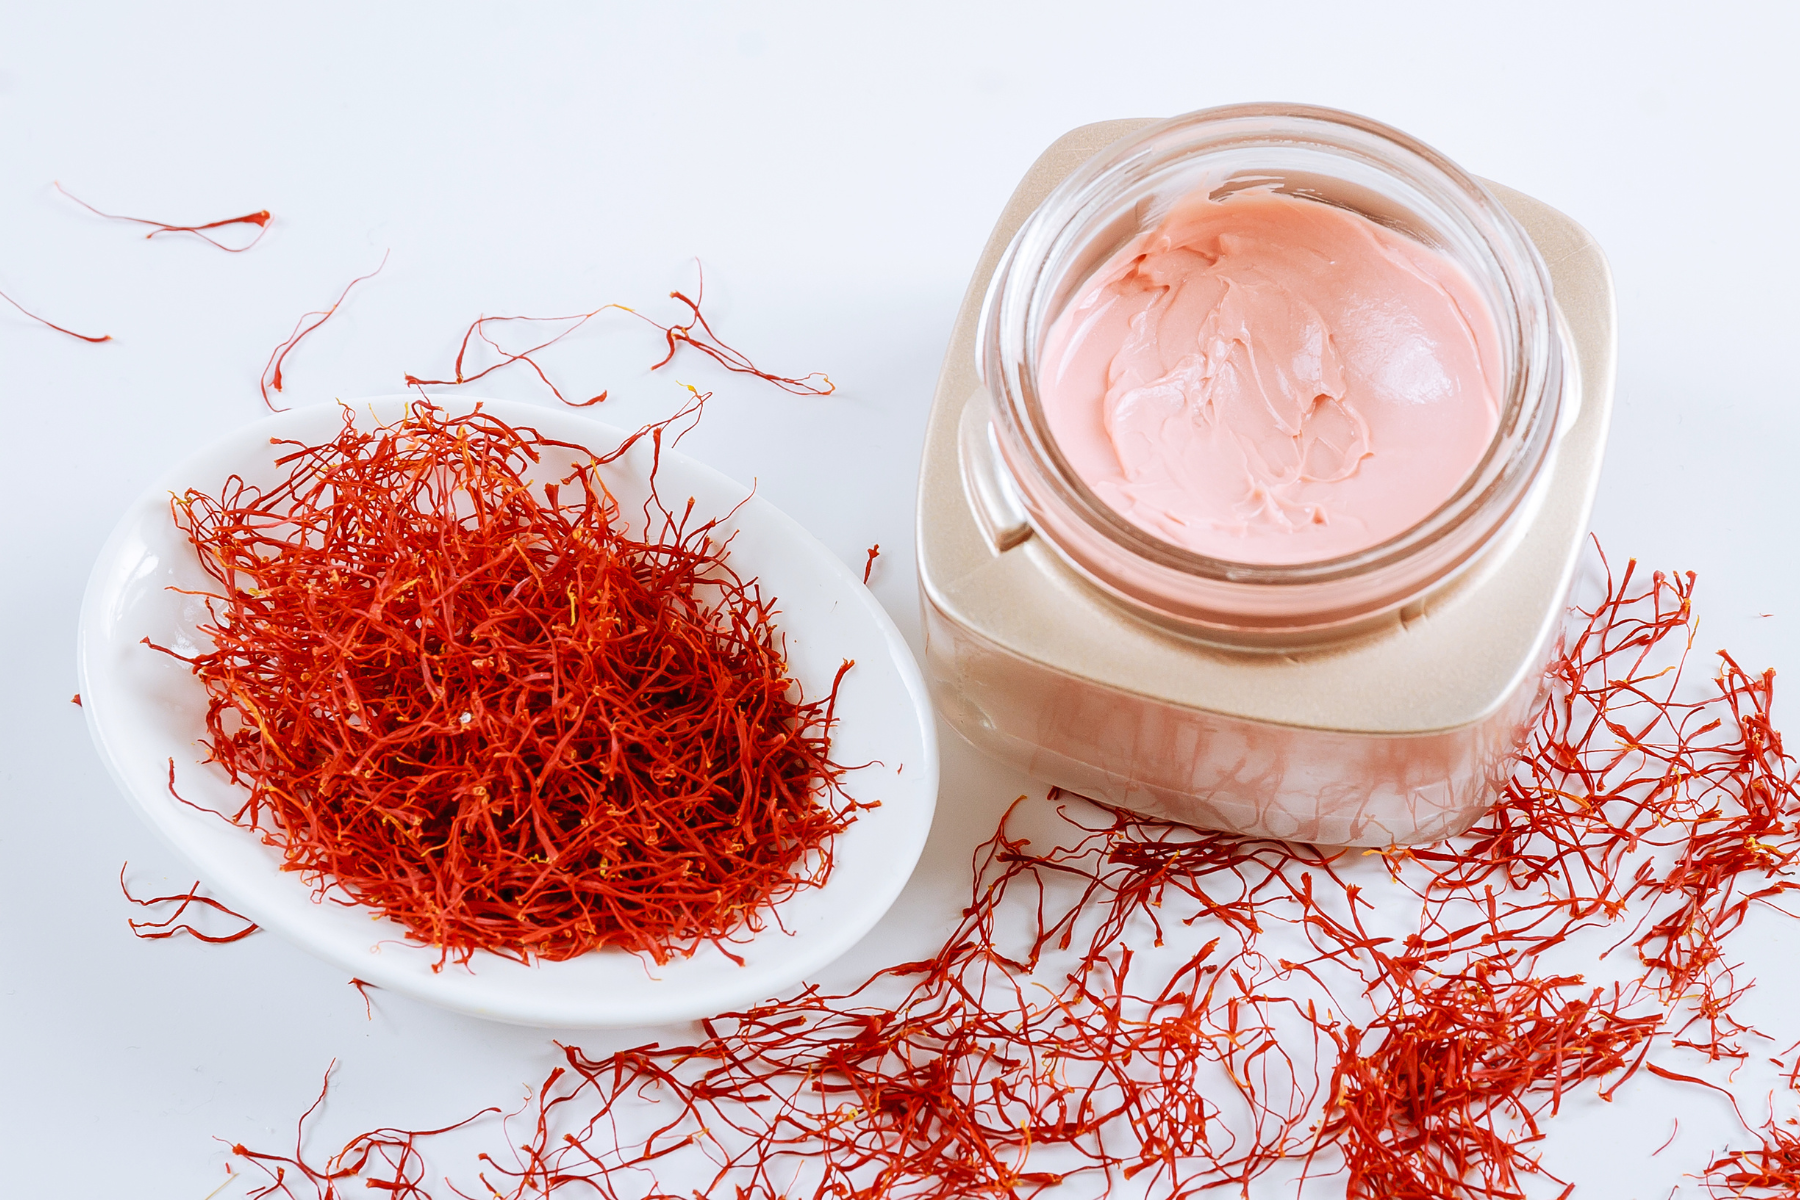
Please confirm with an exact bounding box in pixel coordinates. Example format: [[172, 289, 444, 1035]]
[[259, 251, 389, 411], [70, 693, 81, 706], [225, 551, 1800, 1197], [642, 268, 835, 395], [228, 1062, 499, 1200], [862, 543, 880, 585], [403, 266, 833, 406], [55, 181, 272, 252], [351, 978, 377, 1021], [403, 307, 618, 406], [0, 286, 110, 343], [119, 862, 259, 943]]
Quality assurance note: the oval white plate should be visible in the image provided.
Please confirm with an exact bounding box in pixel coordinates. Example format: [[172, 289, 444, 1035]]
[[76, 395, 937, 1028]]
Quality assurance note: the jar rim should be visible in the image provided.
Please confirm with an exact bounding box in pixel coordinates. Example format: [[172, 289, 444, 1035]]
[[981, 103, 1563, 618]]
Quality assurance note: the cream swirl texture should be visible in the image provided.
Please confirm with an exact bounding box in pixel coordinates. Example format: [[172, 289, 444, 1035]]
[[1040, 188, 1502, 565]]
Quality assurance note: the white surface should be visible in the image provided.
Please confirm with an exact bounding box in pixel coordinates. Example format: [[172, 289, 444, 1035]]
[[76, 395, 937, 1028], [2, 3, 1798, 1197]]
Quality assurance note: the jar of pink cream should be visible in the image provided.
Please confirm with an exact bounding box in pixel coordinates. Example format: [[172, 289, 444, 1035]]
[[916, 105, 1615, 845]]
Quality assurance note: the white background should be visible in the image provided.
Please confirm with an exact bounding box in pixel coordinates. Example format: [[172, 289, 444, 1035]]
[[4, 3, 1798, 1197]]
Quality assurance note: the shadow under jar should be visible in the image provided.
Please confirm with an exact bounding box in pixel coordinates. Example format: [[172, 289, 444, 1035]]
[[917, 104, 1615, 846]]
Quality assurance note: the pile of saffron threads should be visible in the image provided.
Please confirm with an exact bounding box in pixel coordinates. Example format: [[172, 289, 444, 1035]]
[[157, 399, 860, 965], [1704, 1118, 1800, 1197], [229, 554, 1800, 1200]]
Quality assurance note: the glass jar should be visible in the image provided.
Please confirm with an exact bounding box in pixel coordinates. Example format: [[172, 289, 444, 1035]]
[[979, 103, 1566, 643], [917, 107, 1613, 845]]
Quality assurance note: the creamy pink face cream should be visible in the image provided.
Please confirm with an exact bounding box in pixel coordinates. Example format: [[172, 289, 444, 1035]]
[[1039, 188, 1502, 565]]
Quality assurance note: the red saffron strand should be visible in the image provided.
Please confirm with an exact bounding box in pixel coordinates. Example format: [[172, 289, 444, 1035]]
[[118, 862, 259, 943], [636, 268, 835, 396], [403, 307, 619, 406], [229, 1064, 500, 1200], [55, 181, 272, 252], [404, 269, 834, 407], [862, 543, 880, 585], [259, 251, 388, 411], [350, 978, 377, 1021], [0, 286, 110, 343], [70, 693, 81, 706]]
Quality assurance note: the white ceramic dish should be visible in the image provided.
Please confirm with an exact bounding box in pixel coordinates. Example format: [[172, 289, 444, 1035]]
[[76, 395, 938, 1028]]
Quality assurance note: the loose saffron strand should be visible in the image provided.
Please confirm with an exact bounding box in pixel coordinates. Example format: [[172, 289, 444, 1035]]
[[350, 978, 377, 1021], [862, 543, 880, 585], [118, 862, 259, 943], [403, 308, 622, 406], [0, 286, 110, 343], [229, 1063, 500, 1200], [637, 267, 835, 396], [259, 251, 389, 411], [403, 268, 833, 407], [54, 181, 272, 252]]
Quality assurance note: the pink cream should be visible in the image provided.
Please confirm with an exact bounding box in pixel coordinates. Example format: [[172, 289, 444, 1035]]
[[1039, 189, 1503, 565]]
